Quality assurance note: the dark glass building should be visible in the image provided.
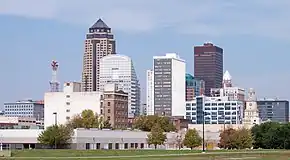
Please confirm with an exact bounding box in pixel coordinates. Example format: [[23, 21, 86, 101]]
[[257, 100, 289, 123], [194, 42, 223, 96]]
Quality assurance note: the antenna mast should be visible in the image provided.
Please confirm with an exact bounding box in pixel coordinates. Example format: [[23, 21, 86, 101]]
[[49, 60, 60, 92]]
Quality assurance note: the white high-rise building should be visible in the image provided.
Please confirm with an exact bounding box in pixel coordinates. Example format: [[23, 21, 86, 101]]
[[243, 88, 261, 126], [99, 55, 140, 118], [146, 70, 154, 115], [153, 53, 185, 117]]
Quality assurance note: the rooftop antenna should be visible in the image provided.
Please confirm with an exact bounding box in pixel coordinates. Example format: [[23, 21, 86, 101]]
[[49, 60, 60, 92]]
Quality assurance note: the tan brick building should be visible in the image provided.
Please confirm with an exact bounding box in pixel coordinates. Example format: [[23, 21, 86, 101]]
[[101, 84, 128, 129]]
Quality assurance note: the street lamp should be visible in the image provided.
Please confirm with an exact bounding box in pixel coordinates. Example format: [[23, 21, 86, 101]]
[[202, 110, 205, 153], [52, 112, 57, 149]]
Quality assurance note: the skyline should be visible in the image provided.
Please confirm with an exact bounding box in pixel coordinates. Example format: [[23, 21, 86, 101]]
[[1, 0, 290, 106]]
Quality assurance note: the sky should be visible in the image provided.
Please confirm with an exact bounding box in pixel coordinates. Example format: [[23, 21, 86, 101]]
[[0, 0, 290, 107]]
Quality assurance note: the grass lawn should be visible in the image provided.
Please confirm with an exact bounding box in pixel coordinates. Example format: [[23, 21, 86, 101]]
[[6, 149, 290, 160]]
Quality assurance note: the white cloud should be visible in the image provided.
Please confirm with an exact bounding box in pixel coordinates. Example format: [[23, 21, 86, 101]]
[[1, 0, 290, 38]]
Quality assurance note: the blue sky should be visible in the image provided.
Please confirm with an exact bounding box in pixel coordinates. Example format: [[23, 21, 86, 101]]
[[0, 0, 290, 106]]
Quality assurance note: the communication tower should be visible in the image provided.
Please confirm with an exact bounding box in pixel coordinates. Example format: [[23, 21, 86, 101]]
[[49, 60, 60, 92]]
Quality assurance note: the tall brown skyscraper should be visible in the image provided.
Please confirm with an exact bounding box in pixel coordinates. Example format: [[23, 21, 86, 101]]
[[82, 19, 116, 92], [194, 42, 223, 96]]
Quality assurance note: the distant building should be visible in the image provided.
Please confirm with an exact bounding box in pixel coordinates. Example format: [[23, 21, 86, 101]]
[[99, 54, 140, 118], [257, 99, 289, 123], [185, 95, 243, 125], [194, 42, 223, 96], [243, 88, 261, 126], [81, 18, 116, 92], [153, 53, 186, 117], [44, 82, 101, 128], [185, 73, 205, 101], [0, 116, 44, 129], [140, 103, 147, 116], [101, 84, 128, 129], [4, 100, 44, 119], [146, 70, 154, 115], [210, 70, 245, 101]]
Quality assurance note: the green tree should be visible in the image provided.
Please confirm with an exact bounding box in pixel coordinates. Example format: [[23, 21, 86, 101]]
[[147, 124, 167, 149], [102, 119, 112, 129], [232, 128, 253, 149], [134, 115, 175, 132], [67, 109, 100, 129], [183, 129, 202, 150], [37, 124, 73, 149], [251, 122, 290, 149], [218, 127, 237, 149]]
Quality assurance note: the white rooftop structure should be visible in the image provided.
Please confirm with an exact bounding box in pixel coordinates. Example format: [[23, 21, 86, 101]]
[[223, 70, 232, 81]]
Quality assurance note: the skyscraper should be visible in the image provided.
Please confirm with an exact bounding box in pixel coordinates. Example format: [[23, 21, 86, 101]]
[[82, 19, 116, 92], [194, 42, 223, 96], [153, 53, 185, 117], [99, 54, 140, 118], [146, 70, 154, 115]]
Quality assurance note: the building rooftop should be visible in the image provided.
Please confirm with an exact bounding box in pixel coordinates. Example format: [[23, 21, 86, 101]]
[[90, 19, 110, 29]]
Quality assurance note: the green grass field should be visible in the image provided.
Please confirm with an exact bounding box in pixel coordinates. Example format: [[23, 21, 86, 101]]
[[3, 149, 290, 160]]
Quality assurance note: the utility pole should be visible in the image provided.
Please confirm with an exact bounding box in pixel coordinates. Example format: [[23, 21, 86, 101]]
[[202, 111, 205, 153]]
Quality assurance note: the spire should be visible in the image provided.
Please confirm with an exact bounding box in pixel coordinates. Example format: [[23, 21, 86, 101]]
[[223, 70, 232, 81], [223, 70, 232, 88], [90, 18, 110, 29]]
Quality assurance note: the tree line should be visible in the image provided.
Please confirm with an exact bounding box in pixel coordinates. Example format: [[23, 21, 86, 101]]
[[38, 113, 290, 150]]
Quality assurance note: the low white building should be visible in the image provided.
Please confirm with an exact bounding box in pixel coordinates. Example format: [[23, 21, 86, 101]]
[[44, 82, 102, 128]]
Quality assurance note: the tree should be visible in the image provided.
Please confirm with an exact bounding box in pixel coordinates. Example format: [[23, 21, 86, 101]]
[[67, 109, 101, 129], [251, 122, 290, 149], [38, 124, 73, 149], [102, 119, 112, 129], [147, 124, 167, 149], [183, 129, 202, 150], [134, 115, 175, 132], [232, 128, 253, 149], [218, 127, 237, 149]]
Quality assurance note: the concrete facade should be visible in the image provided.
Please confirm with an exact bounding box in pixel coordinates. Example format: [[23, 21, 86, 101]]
[[153, 53, 186, 117], [44, 82, 101, 128], [0, 129, 192, 150]]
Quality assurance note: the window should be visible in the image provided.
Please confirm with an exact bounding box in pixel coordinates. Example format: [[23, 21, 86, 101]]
[[66, 116, 70, 120], [130, 143, 134, 148], [108, 109, 111, 113], [66, 102, 70, 105], [107, 102, 111, 106], [107, 116, 111, 121], [100, 109, 103, 114], [124, 143, 128, 149], [66, 109, 70, 112], [108, 143, 113, 149], [115, 143, 119, 149], [85, 143, 90, 150], [66, 95, 70, 98]]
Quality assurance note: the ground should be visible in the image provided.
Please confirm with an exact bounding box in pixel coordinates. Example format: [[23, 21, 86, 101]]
[[3, 149, 290, 160]]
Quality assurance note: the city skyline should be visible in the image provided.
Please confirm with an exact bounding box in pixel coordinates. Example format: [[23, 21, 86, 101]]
[[1, 0, 290, 107]]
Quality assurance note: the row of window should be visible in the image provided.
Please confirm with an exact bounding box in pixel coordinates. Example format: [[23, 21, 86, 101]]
[[186, 111, 238, 116], [186, 107, 238, 111]]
